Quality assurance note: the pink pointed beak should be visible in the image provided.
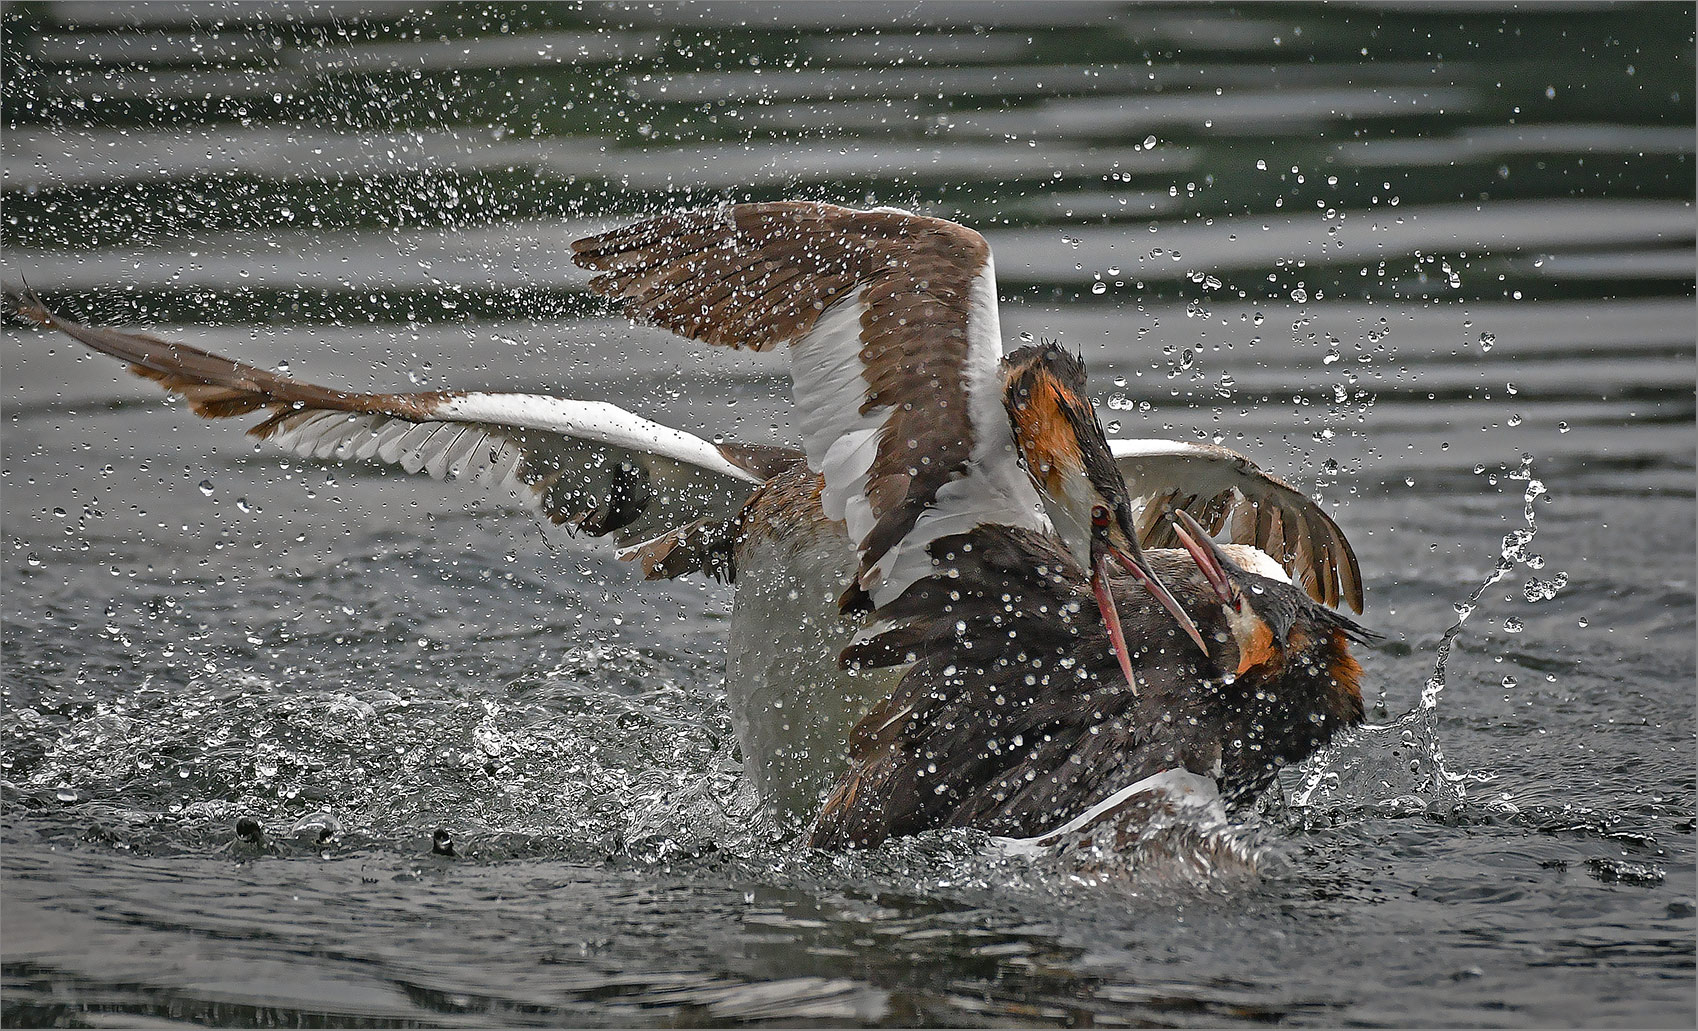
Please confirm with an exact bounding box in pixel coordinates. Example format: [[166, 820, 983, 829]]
[[1171, 509, 1238, 610], [1091, 549, 1141, 693], [1089, 536, 1209, 694]]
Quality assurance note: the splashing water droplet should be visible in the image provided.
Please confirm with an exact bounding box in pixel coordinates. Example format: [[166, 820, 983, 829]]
[[1524, 572, 1568, 602]]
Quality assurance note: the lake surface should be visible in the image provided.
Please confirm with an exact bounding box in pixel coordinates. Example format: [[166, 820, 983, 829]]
[[2, 2, 1694, 1026]]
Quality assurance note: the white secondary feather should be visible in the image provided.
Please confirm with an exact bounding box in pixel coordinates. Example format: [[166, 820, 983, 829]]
[[439, 393, 759, 484], [265, 410, 540, 513], [1108, 439, 1220, 460], [788, 287, 885, 548], [1109, 437, 1310, 516], [257, 391, 763, 544]]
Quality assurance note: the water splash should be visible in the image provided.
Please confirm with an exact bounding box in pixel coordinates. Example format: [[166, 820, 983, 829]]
[[1, 643, 747, 862], [1291, 457, 1550, 821]]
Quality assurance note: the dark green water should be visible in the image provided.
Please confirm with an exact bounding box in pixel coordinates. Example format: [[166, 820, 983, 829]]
[[3, 2, 1693, 1026]]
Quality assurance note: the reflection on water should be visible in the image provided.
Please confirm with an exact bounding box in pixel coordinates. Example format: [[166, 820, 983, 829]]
[[2, 2, 1694, 1027]]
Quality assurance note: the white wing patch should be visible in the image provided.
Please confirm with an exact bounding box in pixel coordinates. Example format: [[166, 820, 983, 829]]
[[441, 393, 759, 484], [250, 392, 765, 543], [265, 409, 550, 522], [789, 288, 884, 546]]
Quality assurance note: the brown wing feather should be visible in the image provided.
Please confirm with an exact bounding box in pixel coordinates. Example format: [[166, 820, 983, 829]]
[[8, 288, 452, 424], [573, 202, 1031, 609], [1115, 442, 1364, 613], [9, 290, 764, 545]]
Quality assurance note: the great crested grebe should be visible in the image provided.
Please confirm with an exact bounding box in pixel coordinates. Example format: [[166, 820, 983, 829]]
[[11, 201, 1366, 838], [806, 508, 1375, 849]]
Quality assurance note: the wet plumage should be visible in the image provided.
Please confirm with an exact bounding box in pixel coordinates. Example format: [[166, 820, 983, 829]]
[[807, 528, 1375, 849]]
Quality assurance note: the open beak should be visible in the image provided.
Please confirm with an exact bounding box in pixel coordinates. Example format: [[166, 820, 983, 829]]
[[1095, 535, 1209, 658], [1090, 546, 1141, 693], [1171, 509, 1237, 609]]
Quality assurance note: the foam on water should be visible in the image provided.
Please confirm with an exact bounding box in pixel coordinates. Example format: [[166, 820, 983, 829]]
[[3, 640, 759, 864]]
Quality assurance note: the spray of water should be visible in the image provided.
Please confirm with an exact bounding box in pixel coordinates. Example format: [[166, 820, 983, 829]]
[[1289, 456, 1550, 821]]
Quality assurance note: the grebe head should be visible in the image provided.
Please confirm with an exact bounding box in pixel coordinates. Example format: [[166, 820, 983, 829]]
[[1169, 507, 1380, 678], [1002, 342, 1208, 674]]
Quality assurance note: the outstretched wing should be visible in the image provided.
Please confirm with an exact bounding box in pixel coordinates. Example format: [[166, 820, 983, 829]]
[[1111, 439, 1363, 613], [572, 201, 1051, 610], [11, 291, 781, 544]]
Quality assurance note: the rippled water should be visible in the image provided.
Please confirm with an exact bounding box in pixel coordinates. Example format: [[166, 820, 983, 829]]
[[3, 3, 1694, 1027]]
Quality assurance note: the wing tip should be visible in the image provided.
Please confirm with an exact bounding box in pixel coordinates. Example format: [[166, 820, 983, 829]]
[[3, 283, 52, 328]]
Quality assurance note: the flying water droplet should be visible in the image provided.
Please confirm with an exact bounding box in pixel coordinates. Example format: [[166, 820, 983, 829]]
[[1524, 572, 1568, 602]]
